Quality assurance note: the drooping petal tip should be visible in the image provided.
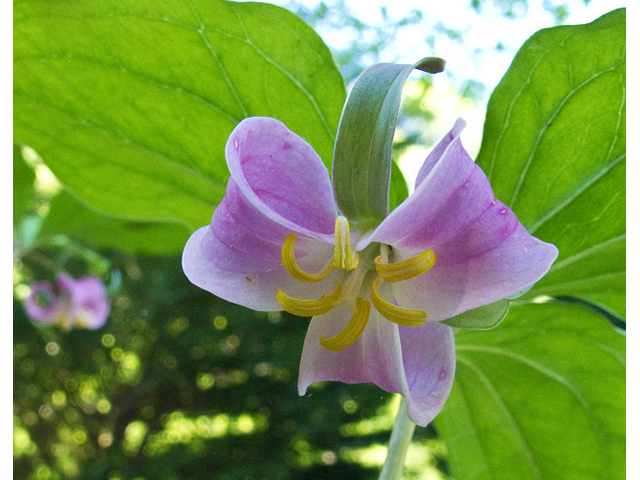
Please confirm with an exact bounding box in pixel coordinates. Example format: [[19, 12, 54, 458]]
[[298, 308, 456, 427], [224, 117, 338, 238], [182, 117, 341, 312]]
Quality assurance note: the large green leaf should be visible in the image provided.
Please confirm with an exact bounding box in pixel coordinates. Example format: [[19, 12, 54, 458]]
[[13, 144, 36, 225], [476, 9, 626, 319], [434, 302, 625, 480], [14, 0, 345, 233], [40, 190, 191, 255]]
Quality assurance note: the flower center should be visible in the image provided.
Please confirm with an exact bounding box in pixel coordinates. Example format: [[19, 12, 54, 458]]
[[276, 216, 436, 351]]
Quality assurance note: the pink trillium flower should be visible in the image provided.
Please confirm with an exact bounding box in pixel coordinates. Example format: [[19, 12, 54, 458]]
[[182, 117, 558, 426], [25, 274, 110, 330]]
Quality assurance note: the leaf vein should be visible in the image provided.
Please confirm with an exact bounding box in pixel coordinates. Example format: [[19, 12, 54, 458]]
[[528, 152, 625, 235], [457, 354, 543, 479], [15, 92, 225, 197], [509, 55, 625, 208], [228, 3, 335, 144], [456, 344, 611, 479], [549, 235, 625, 272], [185, 0, 249, 118], [534, 271, 625, 293]]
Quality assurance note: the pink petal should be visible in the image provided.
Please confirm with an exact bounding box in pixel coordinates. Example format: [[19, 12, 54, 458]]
[[358, 118, 492, 251], [24, 280, 60, 324], [414, 117, 466, 188], [298, 306, 456, 427], [397, 321, 456, 426], [183, 117, 340, 310], [182, 211, 335, 311], [57, 274, 110, 329], [391, 200, 558, 322], [361, 118, 558, 320], [225, 117, 338, 238]]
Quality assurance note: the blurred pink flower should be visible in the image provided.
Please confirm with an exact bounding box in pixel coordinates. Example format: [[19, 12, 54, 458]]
[[25, 274, 110, 330], [182, 117, 558, 426]]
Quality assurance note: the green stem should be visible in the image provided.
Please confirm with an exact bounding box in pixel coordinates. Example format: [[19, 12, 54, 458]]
[[378, 396, 416, 480]]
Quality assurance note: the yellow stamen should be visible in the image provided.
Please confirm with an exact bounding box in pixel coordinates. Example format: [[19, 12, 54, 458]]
[[276, 284, 343, 317], [371, 276, 426, 327], [281, 233, 334, 283], [334, 216, 359, 270], [374, 248, 436, 283], [320, 297, 370, 352]]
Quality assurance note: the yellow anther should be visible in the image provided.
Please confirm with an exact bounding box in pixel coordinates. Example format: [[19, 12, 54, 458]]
[[281, 234, 334, 283], [320, 298, 370, 352], [334, 216, 359, 270], [276, 284, 343, 317], [374, 248, 436, 283], [370, 276, 426, 327]]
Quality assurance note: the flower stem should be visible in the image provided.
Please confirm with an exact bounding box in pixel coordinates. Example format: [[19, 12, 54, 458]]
[[378, 396, 416, 480]]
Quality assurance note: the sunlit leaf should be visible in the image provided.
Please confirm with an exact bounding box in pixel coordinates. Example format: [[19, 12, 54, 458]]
[[434, 302, 625, 480], [40, 190, 191, 255], [14, 0, 345, 233], [13, 144, 36, 225], [476, 9, 626, 318]]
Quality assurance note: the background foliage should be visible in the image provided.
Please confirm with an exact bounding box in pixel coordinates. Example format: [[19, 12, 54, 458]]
[[13, 1, 625, 479]]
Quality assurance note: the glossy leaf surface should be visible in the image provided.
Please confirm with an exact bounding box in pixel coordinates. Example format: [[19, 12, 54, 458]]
[[434, 302, 625, 480], [475, 9, 626, 319], [14, 0, 345, 234]]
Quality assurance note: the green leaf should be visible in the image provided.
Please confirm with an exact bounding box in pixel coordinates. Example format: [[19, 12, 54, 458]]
[[13, 144, 36, 225], [14, 0, 345, 233], [441, 299, 509, 330], [332, 57, 444, 224], [476, 9, 625, 319], [434, 302, 625, 480], [40, 190, 190, 256]]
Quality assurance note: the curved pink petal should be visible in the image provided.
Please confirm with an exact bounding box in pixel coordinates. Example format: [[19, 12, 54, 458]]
[[358, 118, 493, 251], [298, 306, 455, 426], [183, 117, 340, 310], [397, 320, 456, 426], [182, 212, 335, 311], [360, 118, 557, 320], [414, 117, 466, 188], [225, 117, 338, 238], [390, 199, 558, 321], [24, 280, 60, 324]]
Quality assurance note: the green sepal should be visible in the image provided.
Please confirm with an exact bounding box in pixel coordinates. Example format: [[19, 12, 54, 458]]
[[388, 160, 409, 213], [441, 299, 510, 330], [332, 57, 445, 223]]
